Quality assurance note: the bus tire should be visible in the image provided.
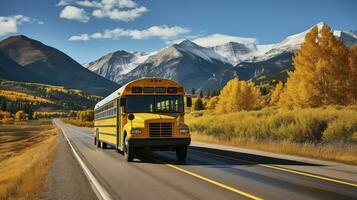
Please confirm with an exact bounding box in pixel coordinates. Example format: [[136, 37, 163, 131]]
[[124, 138, 134, 162], [102, 142, 107, 149], [176, 146, 187, 161]]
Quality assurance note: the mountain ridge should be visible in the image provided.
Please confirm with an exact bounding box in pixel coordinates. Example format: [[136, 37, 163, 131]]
[[0, 35, 118, 96], [85, 22, 357, 91]]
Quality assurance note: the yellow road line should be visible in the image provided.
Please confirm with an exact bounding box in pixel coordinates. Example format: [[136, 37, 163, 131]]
[[190, 149, 357, 188], [166, 163, 263, 200]]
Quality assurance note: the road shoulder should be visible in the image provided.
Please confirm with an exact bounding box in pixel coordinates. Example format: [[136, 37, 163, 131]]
[[41, 132, 97, 200]]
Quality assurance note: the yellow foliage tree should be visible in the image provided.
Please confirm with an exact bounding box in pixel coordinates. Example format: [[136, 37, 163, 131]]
[[347, 45, 357, 104], [15, 110, 26, 121], [216, 78, 262, 113], [270, 81, 284, 106], [206, 96, 219, 110], [280, 24, 351, 108], [77, 110, 94, 122]]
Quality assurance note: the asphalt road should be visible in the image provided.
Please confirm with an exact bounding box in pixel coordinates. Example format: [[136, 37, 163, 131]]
[[53, 119, 357, 200]]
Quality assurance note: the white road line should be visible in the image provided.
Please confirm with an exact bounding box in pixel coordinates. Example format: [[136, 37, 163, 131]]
[[54, 120, 112, 200]]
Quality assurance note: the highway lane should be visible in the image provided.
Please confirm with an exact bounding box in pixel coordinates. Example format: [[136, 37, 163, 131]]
[[53, 119, 357, 200]]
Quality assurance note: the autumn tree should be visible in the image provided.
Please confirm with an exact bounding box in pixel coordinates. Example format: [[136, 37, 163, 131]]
[[279, 24, 351, 108], [194, 98, 205, 111], [270, 82, 284, 106], [206, 96, 219, 110], [16, 110, 26, 121], [216, 78, 262, 113], [77, 110, 94, 122], [347, 45, 357, 104]]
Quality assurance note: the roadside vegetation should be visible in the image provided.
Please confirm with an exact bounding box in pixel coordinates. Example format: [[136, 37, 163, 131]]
[[62, 110, 94, 127], [187, 24, 357, 164], [0, 120, 58, 200], [186, 107, 357, 164]]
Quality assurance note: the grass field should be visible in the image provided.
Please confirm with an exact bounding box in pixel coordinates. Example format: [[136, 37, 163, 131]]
[[186, 106, 357, 165], [0, 120, 58, 200]]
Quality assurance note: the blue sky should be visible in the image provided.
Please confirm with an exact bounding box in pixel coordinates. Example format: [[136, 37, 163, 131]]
[[0, 0, 356, 63]]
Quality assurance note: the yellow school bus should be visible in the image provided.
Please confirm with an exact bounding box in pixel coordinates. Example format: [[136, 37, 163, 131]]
[[94, 77, 192, 162]]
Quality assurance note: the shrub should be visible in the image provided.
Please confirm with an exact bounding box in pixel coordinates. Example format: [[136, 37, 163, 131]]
[[3, 116, 14, 124], [16, 110, 26, 121], [186, 106, 357, 144]]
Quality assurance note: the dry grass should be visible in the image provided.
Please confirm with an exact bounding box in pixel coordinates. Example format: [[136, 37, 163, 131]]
[[187, 106, 357, 165], [62, 118, 94, 127], [0, 120, 59, 200], [191, 133, 357, 165], [0, 90, 54, 104]]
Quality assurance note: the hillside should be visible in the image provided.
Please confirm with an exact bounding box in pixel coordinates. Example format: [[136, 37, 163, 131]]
[[0, 80, 102, 112], [0, 35, 118, 96]]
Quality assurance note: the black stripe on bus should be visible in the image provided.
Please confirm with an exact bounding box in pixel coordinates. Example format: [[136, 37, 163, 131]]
[[99, 132, 116, 136], [95, 124, 116, 128], [94, 116, 116, 121]]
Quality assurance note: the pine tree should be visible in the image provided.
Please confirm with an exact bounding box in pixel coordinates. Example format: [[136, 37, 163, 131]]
[[191, 88, 196, 96], [194, 98, 205, 111], [199, 90, 203, 98]]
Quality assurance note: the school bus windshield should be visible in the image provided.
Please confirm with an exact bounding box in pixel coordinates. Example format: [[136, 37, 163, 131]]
[[125, 95, 184, 113]]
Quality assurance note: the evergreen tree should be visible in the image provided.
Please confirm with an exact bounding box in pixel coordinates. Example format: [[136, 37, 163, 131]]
[[190, 88, 196, 96], [194, 98, 205, 111], [199, 90, 203, 98]]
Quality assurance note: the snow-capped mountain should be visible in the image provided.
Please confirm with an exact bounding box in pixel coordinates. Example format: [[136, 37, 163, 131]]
[[116, 40, 234, 91], [84, 50, 153, 82], [85, 22, 357, 91]]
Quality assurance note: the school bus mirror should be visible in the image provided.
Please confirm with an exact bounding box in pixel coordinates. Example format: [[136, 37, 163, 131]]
[[120, 98, 126, 107], [186, 97, 192, 107], [128, 114, 135, 121]]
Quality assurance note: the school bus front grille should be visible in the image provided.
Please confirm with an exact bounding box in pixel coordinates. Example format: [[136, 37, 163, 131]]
[[149, 123, 173, 137]]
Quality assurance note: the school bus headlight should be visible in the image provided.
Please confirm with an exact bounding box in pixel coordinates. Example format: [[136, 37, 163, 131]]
[[131, 129, 142, 134], [179, 128, 190, 134]]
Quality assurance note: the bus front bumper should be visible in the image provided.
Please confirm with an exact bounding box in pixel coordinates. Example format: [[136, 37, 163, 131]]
[[128, 138, 191, 147]]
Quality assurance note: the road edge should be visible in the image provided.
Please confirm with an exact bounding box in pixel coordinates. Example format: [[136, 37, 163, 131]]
[[54, 119, 112, 200]]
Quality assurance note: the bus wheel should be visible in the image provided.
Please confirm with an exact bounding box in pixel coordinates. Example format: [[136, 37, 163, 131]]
[[176, 146, 187, 161], [102, 142, 107, 149], [124, 138, 134, 162]]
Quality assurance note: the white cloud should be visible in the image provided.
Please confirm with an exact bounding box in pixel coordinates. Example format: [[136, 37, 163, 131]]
[[0, 15, 31, 36], [59, 6, 90, 22], [193, 34, 257, 47], [69, 25, 190, 41], [57, 0, 147, 22], [76, 0, 102, 8], [92, 6, 147, 21], [69, 33, 90, 41]]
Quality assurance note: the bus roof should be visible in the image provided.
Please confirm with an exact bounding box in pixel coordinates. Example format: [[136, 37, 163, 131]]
[[94, 77, 183, 110]]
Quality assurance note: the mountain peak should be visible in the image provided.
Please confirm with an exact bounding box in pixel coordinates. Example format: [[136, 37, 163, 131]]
[[176, 39, 198, 47]]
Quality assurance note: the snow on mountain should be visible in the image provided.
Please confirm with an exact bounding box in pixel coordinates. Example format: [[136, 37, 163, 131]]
[[85, 22, 357, 90], [85, 50, 154, 82], [174, 39, 229, 63]]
